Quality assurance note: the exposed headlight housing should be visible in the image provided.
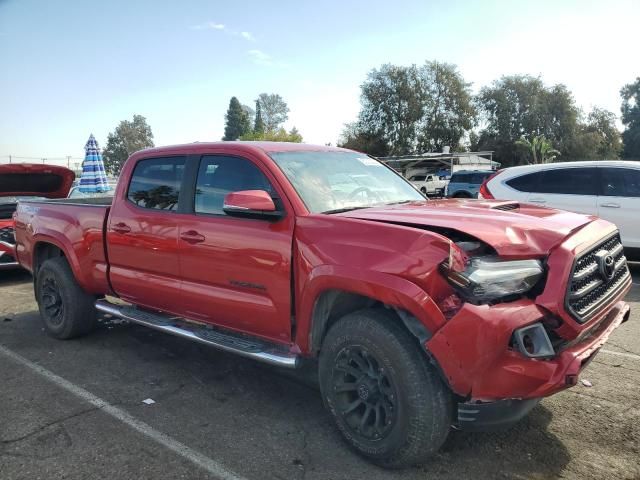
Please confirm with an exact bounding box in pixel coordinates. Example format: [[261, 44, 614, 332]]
[[443, 256, 544, 302]]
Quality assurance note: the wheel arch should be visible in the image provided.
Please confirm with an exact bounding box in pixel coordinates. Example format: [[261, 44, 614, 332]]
[[33, 240, 67, 276], [297, 266, 447, 356], [30, 232, 109, 295]]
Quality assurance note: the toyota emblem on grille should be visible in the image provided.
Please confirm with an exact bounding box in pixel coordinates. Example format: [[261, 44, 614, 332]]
[[595, 250, 616, 281]]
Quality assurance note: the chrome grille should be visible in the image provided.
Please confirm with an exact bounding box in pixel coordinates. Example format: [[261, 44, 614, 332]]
[[0, 226, 15, 245], [566, 233, 631, 323]]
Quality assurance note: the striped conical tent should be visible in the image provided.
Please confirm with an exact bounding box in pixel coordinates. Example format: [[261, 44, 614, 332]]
[[79, 134, 111, 193]]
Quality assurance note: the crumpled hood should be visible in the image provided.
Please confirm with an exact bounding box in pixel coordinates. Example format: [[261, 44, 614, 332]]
[[336, 199, 596, 257], [0, 164, 75, 198]]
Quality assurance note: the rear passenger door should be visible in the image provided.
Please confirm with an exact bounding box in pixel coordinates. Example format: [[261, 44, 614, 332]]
[[598, 167, 640, 248], [527, 167, 599, 215], [107, 156, 186, 313], [177, 154, 295, 344]]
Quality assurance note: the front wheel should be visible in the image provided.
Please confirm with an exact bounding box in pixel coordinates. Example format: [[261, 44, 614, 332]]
[[319, 309, 452, 468], [36, 257, 97, 339]]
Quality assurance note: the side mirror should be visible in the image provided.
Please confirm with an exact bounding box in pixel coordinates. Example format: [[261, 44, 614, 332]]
[[223, 190, 282, 220]]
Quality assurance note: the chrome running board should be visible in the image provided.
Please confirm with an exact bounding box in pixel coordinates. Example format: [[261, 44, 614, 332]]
[[95, 299, 299, 368]]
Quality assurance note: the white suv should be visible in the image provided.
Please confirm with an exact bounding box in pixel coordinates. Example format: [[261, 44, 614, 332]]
[[480, 161, 640, 259]]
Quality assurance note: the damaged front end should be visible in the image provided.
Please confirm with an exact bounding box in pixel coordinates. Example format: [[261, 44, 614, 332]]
[[425, 223, 632, 432]]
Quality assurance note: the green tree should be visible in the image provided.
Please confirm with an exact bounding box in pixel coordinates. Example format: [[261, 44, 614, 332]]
[[468, 131, 480, 151], [223, 96, 251, 141], [354, 61, 476, 156], [515, 135, 560, 164], [565, 107, 622, 160], [240, 127, 303, 142], [476, 75, 580, 165], [621, 77, 640, 159], [338, 122, 390, 156], [103, 114, 154, 176], [358, 64, 423, 155], [242, 103, 255, 129], [416, 61, 477, 152], [257, 93, 289, 132], [254, 99, 265, 134]]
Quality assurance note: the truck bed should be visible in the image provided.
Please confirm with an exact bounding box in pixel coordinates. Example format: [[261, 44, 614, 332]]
[[14, 198, 112, 295], [38, 196, 114, 206]]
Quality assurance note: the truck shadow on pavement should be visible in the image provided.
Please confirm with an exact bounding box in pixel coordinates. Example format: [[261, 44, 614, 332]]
[[0, 269, 32, 287], [1, 305, 572, 480]]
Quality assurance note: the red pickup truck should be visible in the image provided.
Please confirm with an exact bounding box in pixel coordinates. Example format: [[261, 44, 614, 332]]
[[14, 142, 632, 467]]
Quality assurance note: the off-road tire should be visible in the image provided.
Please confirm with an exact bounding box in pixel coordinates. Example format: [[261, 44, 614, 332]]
[[35, 257, 97, 339], [319, 308, 452, 468]]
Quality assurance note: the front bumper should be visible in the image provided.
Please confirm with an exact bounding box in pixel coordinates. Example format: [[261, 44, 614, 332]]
[[427, 300, 630, 401], [457, 398, 541, 431]]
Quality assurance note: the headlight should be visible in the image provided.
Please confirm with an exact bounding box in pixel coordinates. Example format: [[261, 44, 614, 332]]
[[443, 256, 544, 302]]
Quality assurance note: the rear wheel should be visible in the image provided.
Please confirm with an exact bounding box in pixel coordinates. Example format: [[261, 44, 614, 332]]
[[319, 309, 452, 468], [36, 257, 97, 339]]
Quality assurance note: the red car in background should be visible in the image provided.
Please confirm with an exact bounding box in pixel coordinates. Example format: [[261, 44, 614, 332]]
[[0, 164, 74, 270]]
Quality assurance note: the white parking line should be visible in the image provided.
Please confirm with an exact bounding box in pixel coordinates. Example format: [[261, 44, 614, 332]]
[[0, 344, 247, 480], [600, 349, 640, 360]]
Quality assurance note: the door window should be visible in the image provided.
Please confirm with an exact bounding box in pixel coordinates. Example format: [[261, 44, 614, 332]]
[[127, 157, 185, 210], [450, 173, 470, 183], [507, 171, 544, 192], [539, 168, 598, 195], [195, 156, 274, 215], [601, 168, 640, 197], [471, 172, 491, 184]]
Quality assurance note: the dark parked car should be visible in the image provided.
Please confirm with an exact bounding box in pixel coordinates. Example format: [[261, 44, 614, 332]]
[[446, 170, 494, 198]]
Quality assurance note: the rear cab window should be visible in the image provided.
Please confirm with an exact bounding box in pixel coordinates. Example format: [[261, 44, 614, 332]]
[[127, 157, 186, 210]]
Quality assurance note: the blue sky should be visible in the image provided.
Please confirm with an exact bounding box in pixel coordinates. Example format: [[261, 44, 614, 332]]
[[1, 0, 639, 160]]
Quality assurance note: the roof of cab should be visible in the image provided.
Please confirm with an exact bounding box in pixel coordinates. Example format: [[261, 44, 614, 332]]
[[129, 141, 355, 160]]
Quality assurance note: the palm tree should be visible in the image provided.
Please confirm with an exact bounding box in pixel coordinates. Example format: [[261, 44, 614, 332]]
[[515, 135, 561, 164]]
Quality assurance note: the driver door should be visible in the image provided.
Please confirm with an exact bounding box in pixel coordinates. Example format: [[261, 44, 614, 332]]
[[177, 154, 295, 344]]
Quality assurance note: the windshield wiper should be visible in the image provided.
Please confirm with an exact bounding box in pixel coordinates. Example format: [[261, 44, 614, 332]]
[[385, 200, 413, 205], [322, 206, 371, 214]]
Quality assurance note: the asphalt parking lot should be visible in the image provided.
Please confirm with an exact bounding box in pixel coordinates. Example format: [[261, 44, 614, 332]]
[[1, 267, 639, 480]]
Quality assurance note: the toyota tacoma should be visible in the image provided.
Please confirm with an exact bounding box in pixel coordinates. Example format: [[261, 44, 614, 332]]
[[14, 142, 632, 467]]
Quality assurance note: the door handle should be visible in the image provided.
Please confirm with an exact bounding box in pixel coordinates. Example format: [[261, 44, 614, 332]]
[[112, 222, 131, 234], [180, 230, 205, 244], [529, 197, 546, 203], [600, 203, 621, 208]]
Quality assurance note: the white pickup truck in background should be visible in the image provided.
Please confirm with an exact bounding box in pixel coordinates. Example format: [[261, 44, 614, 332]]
[[408, 173, 448, 196]]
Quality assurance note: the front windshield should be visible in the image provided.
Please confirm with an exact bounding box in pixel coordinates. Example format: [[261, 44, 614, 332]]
[[270, 151, 424, 213]]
